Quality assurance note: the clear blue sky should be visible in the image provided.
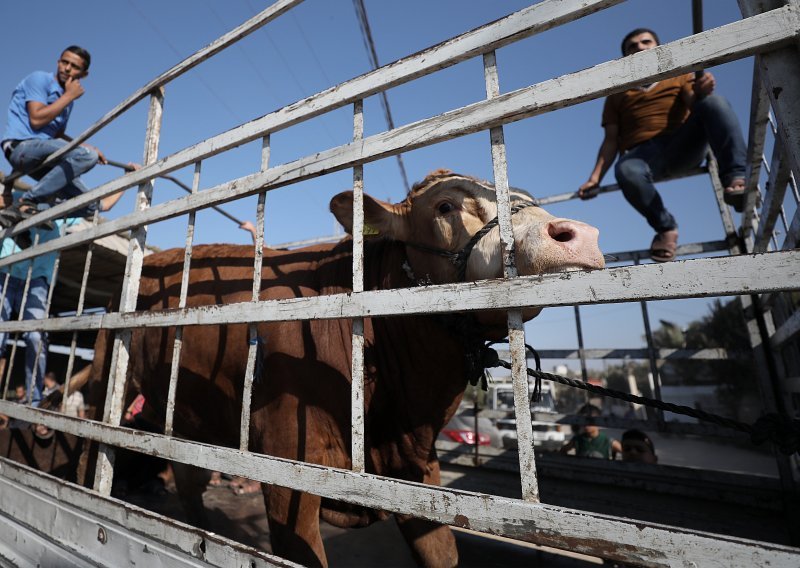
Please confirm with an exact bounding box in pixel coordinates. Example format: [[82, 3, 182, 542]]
[[1, 1, 755, 368]]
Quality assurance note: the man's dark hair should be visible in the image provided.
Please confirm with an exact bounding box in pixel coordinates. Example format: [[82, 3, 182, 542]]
[[621, 28, 660, 56], [63, 45, 91, 70], [622, 429, 656, 453]]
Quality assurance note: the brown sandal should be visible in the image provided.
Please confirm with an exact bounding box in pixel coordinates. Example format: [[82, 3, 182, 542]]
[[650, 229, 678, 263], [723, 179, 746, 213]]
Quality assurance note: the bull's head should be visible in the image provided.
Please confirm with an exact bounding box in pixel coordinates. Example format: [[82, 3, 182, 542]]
[[330, 169, 604, 324]]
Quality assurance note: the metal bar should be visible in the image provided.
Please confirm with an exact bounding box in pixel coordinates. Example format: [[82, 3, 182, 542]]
[[781, 203, 800, 250], [496, 347, 750, 361], [573, 305, 589, 382], [635, 258, 664, 426], [535, 167, 707, 206], [755, 138, 791, 252], [94, 89, 164, 496], [30, 225, 66, 406], [706, 154, 740, 247], [240, 136, 271, 452], [1, 252, 799, 336], [61, 209, 99, 413], [0, 271, 10, 399], [741, 63, 770, 238], [164, 162, 201, 436], [105, 158, 246, 227], [1, 401, 797, 568], [692, 0, 705, 79], [351, 100, 366, 473], [771, 309, 800, 349], [4, 234, 40, 403], [0, 458, 293, 568], [483, 50, 538, 502], [4, 3, 794, 245]]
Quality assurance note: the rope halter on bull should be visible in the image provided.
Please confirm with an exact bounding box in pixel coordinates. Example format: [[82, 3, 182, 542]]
[[398, 173, 539, 283]]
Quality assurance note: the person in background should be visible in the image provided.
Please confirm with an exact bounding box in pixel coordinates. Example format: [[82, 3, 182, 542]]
[[42, 371, 59, 398], [578, 28, 747, 262], [621, 428, 658, 464], [560, 403, 622, 459]]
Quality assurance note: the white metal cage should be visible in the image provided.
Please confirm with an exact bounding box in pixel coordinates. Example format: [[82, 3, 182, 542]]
[[0, 0, 798, 566]]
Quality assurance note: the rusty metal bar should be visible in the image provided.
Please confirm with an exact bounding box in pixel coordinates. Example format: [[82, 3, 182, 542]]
[[94, 89, 164, 496], [573, 305, 589, 382], [3, 234, 40, 404], [61, 210, 100, 413], [240, 136, 270, 452], [351, 99, 366, 473], [164, 162, 202, 437], [483, 50, 539, 502]]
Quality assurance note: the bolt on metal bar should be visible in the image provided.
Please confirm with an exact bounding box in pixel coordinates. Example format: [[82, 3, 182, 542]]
[[483, 50, 538, 502], [351, 99, 366, 473], [164, 162, 202, 436], [62, 209, 100, 413], [95, 89, 164, 496], [239, 135, 270, 452]]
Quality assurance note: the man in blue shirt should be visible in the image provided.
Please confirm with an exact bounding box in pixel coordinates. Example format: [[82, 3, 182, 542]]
[[0, 46, 106, 230]]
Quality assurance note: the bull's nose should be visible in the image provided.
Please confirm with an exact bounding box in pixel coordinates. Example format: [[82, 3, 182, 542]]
[[545, 219, 604, 268], [547, 220, 578, 243]]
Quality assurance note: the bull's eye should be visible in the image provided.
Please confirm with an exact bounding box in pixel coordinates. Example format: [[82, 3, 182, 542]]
[[437, 202, 455, 215]]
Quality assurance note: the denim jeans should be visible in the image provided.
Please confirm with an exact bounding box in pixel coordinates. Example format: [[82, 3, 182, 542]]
[[8, 138, 99, 217], [0, 275, 48, 406], [614, 94, 747, 232]]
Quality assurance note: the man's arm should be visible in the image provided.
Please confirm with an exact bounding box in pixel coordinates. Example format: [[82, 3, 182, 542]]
[[611, 438, 622, 460], [578, 123, 619, 200], [99, 164, 140, 211], [26, 76, 84, 130]]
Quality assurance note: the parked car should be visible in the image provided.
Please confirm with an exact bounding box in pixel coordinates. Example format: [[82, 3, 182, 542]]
[[438, 412, 504, 448], [494, 417, 566, 452]]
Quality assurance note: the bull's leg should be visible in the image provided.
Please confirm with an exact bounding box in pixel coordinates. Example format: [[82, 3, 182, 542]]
[[394, 515, 458, 568], [395, 458, 458, 568], [171, 462, 212, 529], [265, 485, 326, 567]]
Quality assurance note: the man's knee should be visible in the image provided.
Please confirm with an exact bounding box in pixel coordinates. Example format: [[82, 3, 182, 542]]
[[615, 159, 650, 186], [694, 94, 733, 116], [68, 146, 99, 169]]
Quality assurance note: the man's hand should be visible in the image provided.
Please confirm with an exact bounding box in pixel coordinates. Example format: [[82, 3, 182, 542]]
[[95, 146, 108, 165], [693, 71, 716, 97], [63, 76, 85, 101], [578, 179, 601, 200], [80, 142, 107, 165]]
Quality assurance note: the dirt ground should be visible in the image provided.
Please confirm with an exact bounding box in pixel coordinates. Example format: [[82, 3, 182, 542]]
[[122, 464, 603, 568]]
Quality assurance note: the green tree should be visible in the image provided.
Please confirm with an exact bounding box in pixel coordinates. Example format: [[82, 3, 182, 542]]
[[650, 299, 758, 420]]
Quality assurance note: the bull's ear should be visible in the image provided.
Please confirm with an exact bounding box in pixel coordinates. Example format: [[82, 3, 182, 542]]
[[330, 191, 408, 240]]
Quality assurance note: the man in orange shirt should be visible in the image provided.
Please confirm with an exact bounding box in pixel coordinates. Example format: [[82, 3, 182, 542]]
[[578, 28, 746, 262]]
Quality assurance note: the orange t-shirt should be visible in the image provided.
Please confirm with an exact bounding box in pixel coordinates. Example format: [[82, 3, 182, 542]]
[[602, 74, 694, 152]]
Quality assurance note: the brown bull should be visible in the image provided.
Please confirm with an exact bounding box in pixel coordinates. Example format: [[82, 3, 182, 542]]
[[89, 170, 604, 567]]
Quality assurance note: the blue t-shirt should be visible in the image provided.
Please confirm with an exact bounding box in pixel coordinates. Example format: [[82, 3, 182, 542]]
[[2, 71, 72, 142]]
